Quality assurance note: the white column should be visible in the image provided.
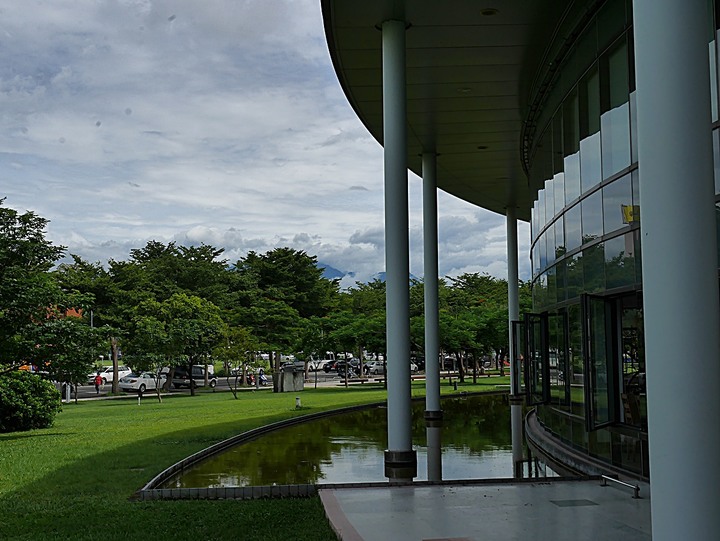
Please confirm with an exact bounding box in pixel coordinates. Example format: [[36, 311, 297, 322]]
[[423, 152, 441, 415], [423, 151, 442, 482], [382, 18, 415, 481], [506, 207, 524, 476], [633, 2, 720, 539]]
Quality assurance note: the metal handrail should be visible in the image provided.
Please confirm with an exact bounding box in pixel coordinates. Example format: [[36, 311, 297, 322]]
[[600, 475, 641, 499]]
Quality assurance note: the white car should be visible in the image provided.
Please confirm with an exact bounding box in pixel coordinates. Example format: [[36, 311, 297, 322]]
[[88, 366, 132, 385], [119, 372, 167, 393]]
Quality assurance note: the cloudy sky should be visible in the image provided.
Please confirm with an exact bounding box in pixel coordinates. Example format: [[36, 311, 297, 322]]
[[0, 0, 530, 288]]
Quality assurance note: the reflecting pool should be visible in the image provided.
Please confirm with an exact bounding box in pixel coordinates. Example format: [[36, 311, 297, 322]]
[[163, 393, 511, 488]]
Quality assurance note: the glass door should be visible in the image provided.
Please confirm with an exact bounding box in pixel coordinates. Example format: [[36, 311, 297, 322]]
[[581, 294, 618, 430], [525, 313, 549, 405]]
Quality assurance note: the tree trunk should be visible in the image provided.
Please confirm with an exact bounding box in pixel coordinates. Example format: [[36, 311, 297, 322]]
[[110, 337, 119, 394], [189, 359, 196, 396]]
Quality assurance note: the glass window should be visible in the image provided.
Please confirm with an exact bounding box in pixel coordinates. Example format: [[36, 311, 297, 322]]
[[602, 173, 633, 233], [554, 173, 565, 214], [567, 252, 584, 300], [631, 169, 641, 224], [556, 258, 567, 303], [567, 303, 584, 417], [547, 266, 557, 306], [633, 229, 643, 284], [564, 89, 582, 202], [604, 233, 636, 289], [538, 189, 546, 231], [533, 242, 541, 278], [629, 90, 638, 164], [555, 215, 565, 259], [545, 177, 555, 222], [597, 0, 626, 52], [600, 39, 631, 177], [582, 189, 604, 243], [565, 202, 582, 252], [710, 37, 718, 123], [539, 230, 547, 271], [546, 222, 556, 266], [580, 68, 602, 192], [531, 201, 538, 243], [583, 242, 606, 293]]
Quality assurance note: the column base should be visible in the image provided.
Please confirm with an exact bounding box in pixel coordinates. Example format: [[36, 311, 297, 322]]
[[384, 449, 417, 482]]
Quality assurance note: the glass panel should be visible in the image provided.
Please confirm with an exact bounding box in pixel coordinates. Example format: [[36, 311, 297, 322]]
[[602, 173, 633, 233], [633, 229, 643, 284], [580, 68, 602, 192], [532, 242, 541, 278], [546, 222, 556, 266], [548, 312, 569, 407], [564, 89, 582, 202], [600, 39, 631, 177], [581, 189, 604, 243], [629, 91, 638, 164], [568, 303, 584, 417], [631, 169, 640, 223], [597, 0, 626, 52], [547, 266, 557, 306], [565, 203, 582, 252], [531, 201, 537, 243], [717, 203, 720, 267], [554, 216, 565, 259], [526, 313, 549, 405], [554, 173, 565, 214], [539, 231, 547, 271], [604, 233, 636, 289], [538, 188, 546, 231], [620, 297, 646, 429], [556, 258, 567, 303], [511, 320, 526, 395], [583, 241, 605, 293], [545, 178, 555, 222], [567, 252, 584, 300], [582, 295, 616, 430]]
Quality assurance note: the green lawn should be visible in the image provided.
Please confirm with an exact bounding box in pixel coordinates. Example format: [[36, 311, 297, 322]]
[[0, 377, 509, 541]]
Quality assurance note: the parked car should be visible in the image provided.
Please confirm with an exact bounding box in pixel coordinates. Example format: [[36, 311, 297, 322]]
[[364, 360, 385, 375], [307, 359, 325, 371], [87, 366, 132, 385], [322, 360, 336, 373], [119, 372, 166, 393], [170, 366, 217, 389]]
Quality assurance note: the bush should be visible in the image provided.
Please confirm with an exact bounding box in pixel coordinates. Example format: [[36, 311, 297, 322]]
[[0, 371, 62, 433]]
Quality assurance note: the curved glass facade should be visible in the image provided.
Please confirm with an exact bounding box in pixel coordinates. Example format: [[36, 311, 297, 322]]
[[524, 0, 720, 479]]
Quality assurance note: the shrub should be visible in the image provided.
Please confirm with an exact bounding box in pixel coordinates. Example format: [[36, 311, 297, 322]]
[[0, 371, 62, 433]]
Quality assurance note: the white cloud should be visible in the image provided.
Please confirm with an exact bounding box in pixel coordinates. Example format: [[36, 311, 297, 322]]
[[1, 0, 531, 288]]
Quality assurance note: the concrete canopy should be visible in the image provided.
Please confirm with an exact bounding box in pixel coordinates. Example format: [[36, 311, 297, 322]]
[[321, 0, 573, 222]]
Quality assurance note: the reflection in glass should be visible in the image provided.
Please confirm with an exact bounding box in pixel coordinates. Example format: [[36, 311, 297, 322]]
[[602, 174, 632, 233], [580, 68, 601, 192], [604, 234, 636, 289], [554, 216, 565, 259], [566, 253, 584, 300], [554, 172, 565, 214], [600, 103, 631, 177], [547, 266, 556, 306], [564, 89, 581, 202], [580, 132, 602, 193], [545, 177, 555, 223], [583, 242, 605, 293], [539, 231, 547, 271], [568, 303, 584, 417], [555, 258, 567, 303], [581, 190, 603, 242], [630, 91, 638, 164], [565, 203, 582, 252], [546, 222, 556, 267]]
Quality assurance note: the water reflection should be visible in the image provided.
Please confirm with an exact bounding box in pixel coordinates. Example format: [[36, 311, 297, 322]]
[[164, 394, 511, 488]]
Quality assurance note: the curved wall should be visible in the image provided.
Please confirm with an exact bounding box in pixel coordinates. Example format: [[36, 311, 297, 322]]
[[525, 0, 720, 480]]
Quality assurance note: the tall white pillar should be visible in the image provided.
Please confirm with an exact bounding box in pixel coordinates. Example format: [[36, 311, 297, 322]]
[[633, 1, 720, 539], [423, 152, 441, 415], [506, 207, 524, 477], [382, 18, 416, 481], [423, 151, 442, 482]]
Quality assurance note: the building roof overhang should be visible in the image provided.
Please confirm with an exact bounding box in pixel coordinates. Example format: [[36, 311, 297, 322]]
[[321, 1, 575, 222]]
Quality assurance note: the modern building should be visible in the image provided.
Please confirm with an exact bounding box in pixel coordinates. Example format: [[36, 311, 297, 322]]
[[322, 1, 720, 539]]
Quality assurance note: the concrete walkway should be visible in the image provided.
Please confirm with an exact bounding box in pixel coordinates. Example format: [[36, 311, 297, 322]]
[[320, 478, 651, 541]]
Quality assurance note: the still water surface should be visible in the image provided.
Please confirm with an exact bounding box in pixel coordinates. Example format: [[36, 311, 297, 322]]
[[164, 393, 511, 488]]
